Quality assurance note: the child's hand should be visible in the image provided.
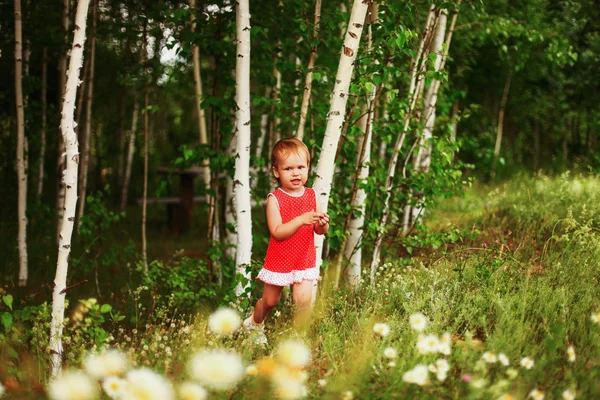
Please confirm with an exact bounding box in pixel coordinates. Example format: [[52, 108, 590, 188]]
[[316, 212, 330, 226], [298, 211, 321, 226]]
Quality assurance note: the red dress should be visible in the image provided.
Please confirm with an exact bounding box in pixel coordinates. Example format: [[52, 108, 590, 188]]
[[257, 187, 320, 286]]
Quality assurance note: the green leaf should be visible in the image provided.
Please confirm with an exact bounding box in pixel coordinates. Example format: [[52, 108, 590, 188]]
[[2, 295, 13, 311], [1, 312, 13, 331], [100, 304, 112, 314]]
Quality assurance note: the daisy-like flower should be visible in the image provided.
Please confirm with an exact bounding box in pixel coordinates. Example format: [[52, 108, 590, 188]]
[[433, 359, 449, 382], [317, 379, 327, 388], [591, 312, 600, 324], [402, 364, 429, 386], [208, 308, 241, 336], [189, 349, 244, 391], [179, 382, 208, 400], [388, 361, 396, 368], [342, 391, 353, 400], [123, 368, 174, 400], [528, 388, 544, 400], [84, 349, 129, 380], [273, 377, 307, 400], [437, 332, 452, 355], [373, 323, 391, 337], [567, 345, 576, 363], [520, 357, 535, 370], [416, 334, 440, 354], [562, 388, 576, 400], [383, 347, 397, 359], [409, 313, 427, 332], [102, 376, 126, 399], [482, 351, 498, 363], [246, 365, 258, 376], [276, 339, 312, 369], [47, 370, 99, 400], [498, 353, 509, 366]]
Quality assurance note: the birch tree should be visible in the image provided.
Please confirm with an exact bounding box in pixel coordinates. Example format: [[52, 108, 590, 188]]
[[37, 47, 48, 200], [15, 0, 28, 287], [50, 0, 91, 376], [491, 73, 512, 181], [311, 0, 370, 300], [233, 0, 252, 297]]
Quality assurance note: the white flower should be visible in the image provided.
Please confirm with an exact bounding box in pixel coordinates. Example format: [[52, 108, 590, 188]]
[[498, 353, 510, 366], [388, 361, 396, 368], [409, 313, 427, 332], [562, 388, 576, 400], [520, 357, 535, 370], [437, 332, 452, 355], [591, 312, 600, 324], [246, 365, 258, 376], [383, 347, 397, 359], [416, 334, 439, 354], [528, 388, 544, 400], [567, 345, 575, 363], [277, 339, 312, 368], [84, 349, 129, 379], [373, 323, 390, 337], [482, 351, 498, 363], [179, 382, 208, 400], [123, 368, 174, 400], [402, 364, 429, 386], [208, 308, 241, 336], [273, 377, 307, 399], [205, 4, 220, 14], [102, 376, 126, 399], [434, 359, 449, 382], [317, 379, 327, 387], [48, 370, 99, 400], [189, 349, 244, 390], [342, 391, 353, 400]]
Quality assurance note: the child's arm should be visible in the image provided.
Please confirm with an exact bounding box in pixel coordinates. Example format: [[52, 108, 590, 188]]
[[314, 200, 330, 235], [266, 195, 321, 241]]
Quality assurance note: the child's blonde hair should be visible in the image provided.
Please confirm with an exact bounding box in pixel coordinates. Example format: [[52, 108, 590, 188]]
[[271, 138, 311, 168]]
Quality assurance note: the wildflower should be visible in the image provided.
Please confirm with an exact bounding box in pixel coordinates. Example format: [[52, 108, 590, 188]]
[[506, 368, 519, 379], [498, 353, 509, 366], [47, 370, 99, 400], [318, 379, 327, 387], [520, 357, 535, 370], [416, 334, 440, 354], [461, 374, 472, 383], [373, 323, 390, 337], [591, 312, 600, 324], [402, 364, 429, 386], [388, 361, 396, 368], [189, 349, 244, 390], [567, 345, 575, 363], [256, 357, 278, 377], [438, 332, 452, 355], [562, 388, 576, 400], [383, 347, 397, 359], [471, 378, 486, 389], [84, 349, 129, 379], [246, 365, 258, 376], [528, 388, 544, 400], [409, 313, 427, 332], [342, 391, 353, 400], [273, 377, 307, 399], [482, 351, 498, 363], [208, 308, 241, 336], [123, 368, 174, 400], [102, 376, 126, 399], [179, 382, 208, 400], [433, 359, 449, 381], [277, 339, 311, 369]]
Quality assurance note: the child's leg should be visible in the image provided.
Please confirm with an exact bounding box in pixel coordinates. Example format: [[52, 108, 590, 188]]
[[291, 280, 313, 326], [253, 283, 284, 324]]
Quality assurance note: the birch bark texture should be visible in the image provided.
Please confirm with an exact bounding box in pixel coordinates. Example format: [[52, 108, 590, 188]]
[[312, 0, 370, 300], [50, 0, 91, 377], [37, 47, 48, 200], [15, 0, 28, 287], [233, 0, 252, 297]]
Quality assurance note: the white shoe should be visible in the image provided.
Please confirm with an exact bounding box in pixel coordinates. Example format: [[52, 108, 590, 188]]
[[243, 316, 268, 345]]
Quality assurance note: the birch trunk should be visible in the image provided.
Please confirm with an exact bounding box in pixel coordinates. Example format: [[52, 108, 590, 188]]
[[491, 73, 511, 181], [120, 95, 139, 211], [117, 88, 127, 186], [311, 0, 369, 301], [296, 0, 322, 141], [255, 86, 272, 160], [37, 47, 48, 200], [142, 85, 149, 271], [77, 0, 96, 229], [225, 135, 237, 261], [15, 0, 28, 287], [233, 0, 252, 297], [369, 8, 438, 281], [50, 0, 91, 376], [56, 0, 70, 243]]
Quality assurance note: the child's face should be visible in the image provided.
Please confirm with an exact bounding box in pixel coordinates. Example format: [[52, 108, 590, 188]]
[[272, 151, 309, 194]]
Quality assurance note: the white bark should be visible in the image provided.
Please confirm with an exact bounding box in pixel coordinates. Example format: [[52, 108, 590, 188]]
[[15, 0, 28, 287], [234, 0, 252, 297], [142, 85, 149, 271], [120, 95, 139, 211], [296, 0, 322, 141], [225, 135, 237, 260], [255, 86, 272, 160], [312, 0, 369, 301], [77, 0, 97, 229], [37, 47, 48, 200], [491, 73, 511, 181], [50, 0, 91, 377]]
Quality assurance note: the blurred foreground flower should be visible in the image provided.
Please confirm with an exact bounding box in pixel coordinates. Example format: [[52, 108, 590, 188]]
[[317, 379, 327, 388], [429, 359, 449, 381], [409, 313, 427, 332], [179, 382, 208, 400], [342, 391, 353, 400], [208, 308, 241, 336], [273, 377, 307, 399], [498, 353, 509, 366], [520, 357, 535, 370], [189, 349, 244, 390], [402, 364, 429, 386], [482, 352, 497, 363], [562, 388, 576, 400], [246, 365, 258, 376], [528, 388, 544, 400], [591, 312, 600, 324], [373, 323, 390, 337], [123, 368, 174, 400], [383, 347, 397, 359], [102, 376, 126, 399], [48, 370, 99, 400], [277, 339, 312, 368], [84, 349, 129, 379], [438, 332, 452, 355], [416, 334, 439, 354], [567, 345, 575, 363]]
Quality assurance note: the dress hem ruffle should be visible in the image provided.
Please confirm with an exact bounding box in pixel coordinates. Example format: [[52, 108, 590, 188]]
[[256, 265, 320, 286]]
